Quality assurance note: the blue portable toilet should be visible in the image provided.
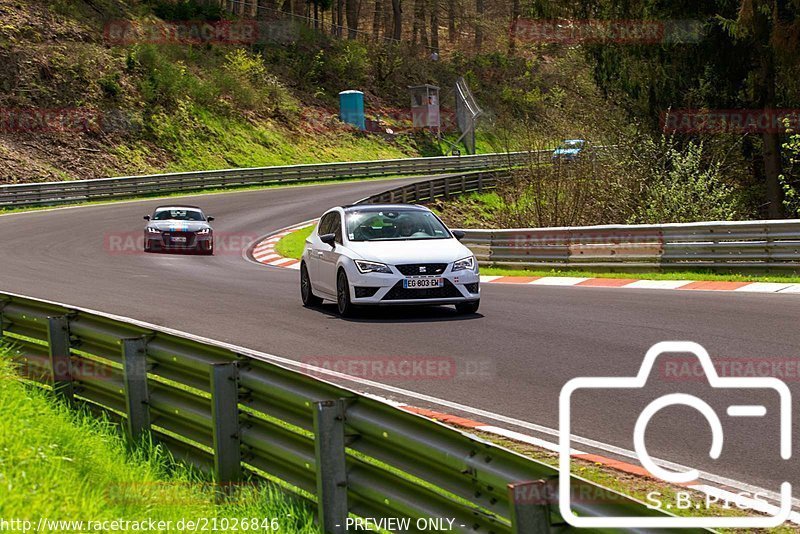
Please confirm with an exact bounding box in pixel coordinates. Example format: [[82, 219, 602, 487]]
[[339, 90, 365, 130]]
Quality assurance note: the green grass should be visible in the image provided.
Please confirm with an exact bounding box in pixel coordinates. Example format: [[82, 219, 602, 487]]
[[115, 105, 414, 176], [275, 226, 314, 259], [273, 227, 800, 283], [0, 344, 318, 532]]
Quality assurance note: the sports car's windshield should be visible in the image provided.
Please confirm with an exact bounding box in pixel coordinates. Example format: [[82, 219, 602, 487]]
[[346, 209, 450, 242], [153, 209, 205, 221], [561, 140, 584, 149]]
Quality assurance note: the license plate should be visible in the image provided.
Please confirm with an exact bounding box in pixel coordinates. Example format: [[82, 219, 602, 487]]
[[403, 278, 443, 289], [171, 237, 187, 243]]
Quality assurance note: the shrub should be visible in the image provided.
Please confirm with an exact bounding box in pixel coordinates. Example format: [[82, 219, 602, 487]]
[[628, 138, 741, 224], [780, 127, 800, 218], [221, 49, 296, 114], [98, 72, 122, 99]]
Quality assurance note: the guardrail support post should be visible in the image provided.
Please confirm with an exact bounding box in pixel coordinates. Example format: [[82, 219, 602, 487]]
[[121, 337, 150, 441], [211, 362, 242, 487], [313, 399, 348, 534], [47, 316, 74, 403], [508, 480, 551, 534], [0, 299, 8, 337]]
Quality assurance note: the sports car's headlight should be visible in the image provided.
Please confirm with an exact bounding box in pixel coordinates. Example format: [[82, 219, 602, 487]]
[[452, 256, 476, 272], [354, 260, 392, 274], [196, 228, 211, 235], [146, 227, 161, 234]]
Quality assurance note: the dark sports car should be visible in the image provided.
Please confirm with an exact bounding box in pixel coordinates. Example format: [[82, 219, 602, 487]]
[[143, 205, 215, 254]]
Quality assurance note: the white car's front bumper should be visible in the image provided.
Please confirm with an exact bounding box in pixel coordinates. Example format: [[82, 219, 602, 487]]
[[345, 263, 480, 305]]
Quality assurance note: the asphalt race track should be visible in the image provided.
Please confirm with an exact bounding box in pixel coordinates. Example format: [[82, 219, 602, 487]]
[[1, 175, 799, 504]]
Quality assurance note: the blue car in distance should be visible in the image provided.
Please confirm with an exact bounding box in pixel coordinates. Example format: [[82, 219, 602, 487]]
[[552, 139, 586, 162]]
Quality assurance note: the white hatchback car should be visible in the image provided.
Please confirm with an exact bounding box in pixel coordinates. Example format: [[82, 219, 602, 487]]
[[300, 204, 480, 316]]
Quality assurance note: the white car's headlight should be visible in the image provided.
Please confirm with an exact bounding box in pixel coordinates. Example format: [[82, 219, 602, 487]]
[[146, 227, 161, 234], [452, 256, 476, 272], [355, 260, 392, 274], [196, 228, 211, 235]]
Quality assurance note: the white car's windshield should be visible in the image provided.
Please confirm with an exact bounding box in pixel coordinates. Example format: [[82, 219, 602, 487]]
[[346, 209, 450, 242]]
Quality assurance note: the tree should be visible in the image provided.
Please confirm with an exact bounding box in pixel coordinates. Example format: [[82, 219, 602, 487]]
[[413, 0, 428, 47], [586, 0, 800, 219], [391, 0, 402, 41], [474, 0, 483, 49], [720, 0, 800, 218], [373, 0, 384, 38], [509, 0, 520, 52], [346, 0, 361, 38], [430, 0, 440, 52]]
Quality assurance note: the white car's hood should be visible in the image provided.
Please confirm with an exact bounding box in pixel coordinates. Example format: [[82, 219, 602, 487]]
[[346, 238, 472, 265]]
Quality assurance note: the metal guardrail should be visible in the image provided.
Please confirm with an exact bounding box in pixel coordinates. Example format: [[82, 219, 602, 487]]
[[0, 153, 528, 209], [0, 291, 706, 533], [358, 169, 503, 204], [460, 221, 800, 272], [361, 171, 800, 273]]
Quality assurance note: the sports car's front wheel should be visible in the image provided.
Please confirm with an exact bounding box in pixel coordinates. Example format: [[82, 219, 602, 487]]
[[199, 241, 214, 255], [336, 270, 355, 317], [301, 263, 322, 307]]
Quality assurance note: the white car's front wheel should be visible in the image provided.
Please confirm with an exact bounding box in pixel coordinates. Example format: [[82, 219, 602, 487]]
[[336, 269, 356, 317]]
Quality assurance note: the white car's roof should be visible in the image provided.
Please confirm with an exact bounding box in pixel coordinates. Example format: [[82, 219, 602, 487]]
[[342, 204, 429, 212]]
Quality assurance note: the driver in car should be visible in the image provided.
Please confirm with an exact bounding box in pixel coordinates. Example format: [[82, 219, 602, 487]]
[[397, 218, 417, 238]]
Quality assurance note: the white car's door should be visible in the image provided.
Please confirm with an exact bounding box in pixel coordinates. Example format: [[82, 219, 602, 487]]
[[316, 211, 342, 295], [307, 213, 332, 291]]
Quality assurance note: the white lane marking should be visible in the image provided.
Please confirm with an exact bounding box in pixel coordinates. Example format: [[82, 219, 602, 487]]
[[478, 425, 584, 454], [777, 284, 800, 293], [530, 277, 589, 286], [623, 279, 695, 290], [480, 275, 503, 282], [735, 283, 793, 293], [727, 405, 767, 417], [3, 288, 796, 516]]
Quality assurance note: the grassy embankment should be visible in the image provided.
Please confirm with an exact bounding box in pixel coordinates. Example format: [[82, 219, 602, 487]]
[[0, 343, 317, 532]]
